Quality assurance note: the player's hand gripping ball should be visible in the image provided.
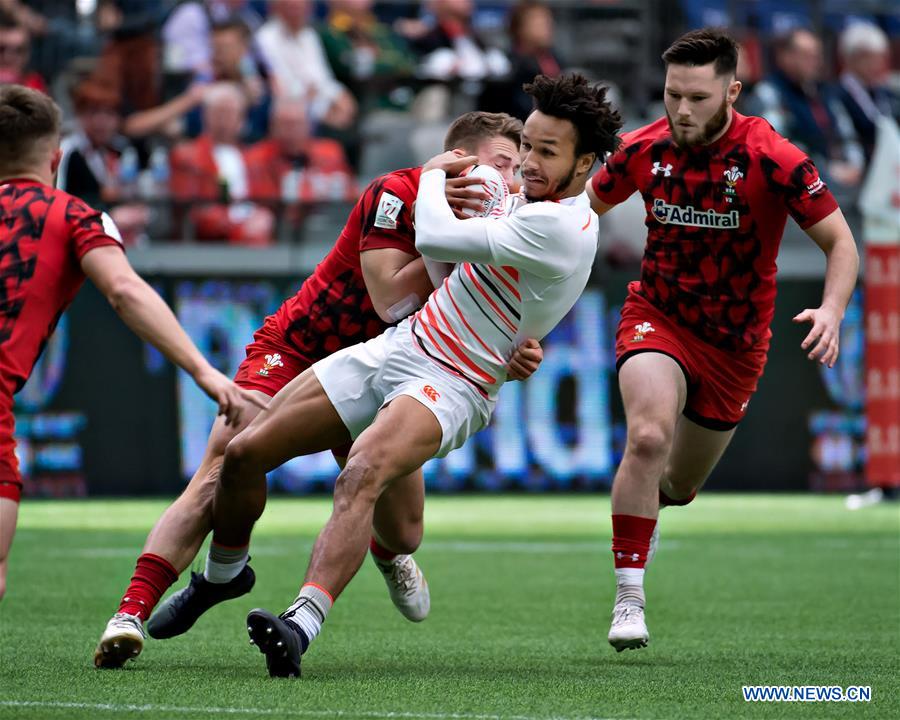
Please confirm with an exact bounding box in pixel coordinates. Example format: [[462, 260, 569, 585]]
[[458, 164, 510, 218]]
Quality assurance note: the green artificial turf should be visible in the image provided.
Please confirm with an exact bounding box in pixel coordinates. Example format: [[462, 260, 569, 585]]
[[1, 495, 897, 719]]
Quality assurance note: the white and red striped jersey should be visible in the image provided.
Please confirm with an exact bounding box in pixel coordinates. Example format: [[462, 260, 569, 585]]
[[412, 168, 599, 398]]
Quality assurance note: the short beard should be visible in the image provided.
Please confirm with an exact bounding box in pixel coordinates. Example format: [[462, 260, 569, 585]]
[[524, 160, 578, 202], [667, 97, 729, 148]]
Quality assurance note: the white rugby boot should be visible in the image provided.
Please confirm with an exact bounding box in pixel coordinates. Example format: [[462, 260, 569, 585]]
[[373, 553, 430, 622], [608, 602, 649, 652], [94, 612, 146, 668]]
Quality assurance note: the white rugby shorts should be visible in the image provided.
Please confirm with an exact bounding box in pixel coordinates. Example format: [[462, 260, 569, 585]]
[[312, 320, 495, 458]]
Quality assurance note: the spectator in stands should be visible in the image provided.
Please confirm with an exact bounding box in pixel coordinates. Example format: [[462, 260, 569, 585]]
[[246, 97, 356, 216], [122, 81, 209, 140], [400, 0, 510, 82], [836, 22, 900, 164], [0, 0, 45, 38], [169, 82, 274, 245], [483, 1, 563, 120], [256, 0, 357, 131], [751, 28, 864, 189], [318, 0, 416, 112], [162, 0, 264, 77], [0, 15, 46, 92], [184, 19, 272, 143], [57, 79, 151, 245], [93, 0, 165, 112]]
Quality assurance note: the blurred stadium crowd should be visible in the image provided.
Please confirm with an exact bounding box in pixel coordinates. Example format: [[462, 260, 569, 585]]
[[1, 0, 897, 248]]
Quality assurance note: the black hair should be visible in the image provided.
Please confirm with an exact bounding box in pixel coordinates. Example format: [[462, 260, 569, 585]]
[[211, 18, 250, 39], [522, 73, 622, 157], [662, 28, 739, 77]]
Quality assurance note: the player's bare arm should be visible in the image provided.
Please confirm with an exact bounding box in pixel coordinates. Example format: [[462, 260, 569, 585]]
[[792, 208, 860, 368], [360, 248, 433, 323], [80, 246, 267, 425], [586, 181, 617, 216]]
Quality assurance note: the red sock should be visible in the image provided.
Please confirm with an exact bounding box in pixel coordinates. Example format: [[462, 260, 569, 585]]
[[659, 489, 697, 506], [611, 514, 657, 569], [118, 553, 179, 621], [369, 537, 397, 562]]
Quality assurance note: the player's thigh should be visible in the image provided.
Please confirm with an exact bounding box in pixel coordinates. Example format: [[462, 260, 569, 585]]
[[0, 497, 19, 563], [344, 397, 442, 491], [0, 497, 18, 562], [665, 416, 736, 491], [618, 351, 688, 446], [228, 368, 352, 473]]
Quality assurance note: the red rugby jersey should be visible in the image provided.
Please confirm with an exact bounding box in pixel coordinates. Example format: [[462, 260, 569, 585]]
[[0, 179, 123, 394], [591, 112, 839, 351], [270, 167, 423, 359]]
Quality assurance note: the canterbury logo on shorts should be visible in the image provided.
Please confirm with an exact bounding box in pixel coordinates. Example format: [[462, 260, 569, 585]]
[[421, 385, 440, 403]]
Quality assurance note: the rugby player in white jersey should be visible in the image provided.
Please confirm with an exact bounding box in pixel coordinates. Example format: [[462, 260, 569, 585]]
[[193, 73, 623, 677]]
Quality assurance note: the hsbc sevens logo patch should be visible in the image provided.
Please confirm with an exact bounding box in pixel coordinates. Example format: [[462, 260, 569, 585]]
[[374, 192, 404, 229], [421, 385, 440, 403]]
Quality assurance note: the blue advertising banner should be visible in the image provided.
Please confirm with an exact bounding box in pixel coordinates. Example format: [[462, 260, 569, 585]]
[[13, 274, 863, 497]]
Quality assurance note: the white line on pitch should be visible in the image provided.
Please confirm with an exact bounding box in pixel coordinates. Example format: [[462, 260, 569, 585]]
[[0, 700, 623, 720]]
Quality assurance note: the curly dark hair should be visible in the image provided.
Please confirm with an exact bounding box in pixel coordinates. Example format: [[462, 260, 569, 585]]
[[522, 73, 622, 158]]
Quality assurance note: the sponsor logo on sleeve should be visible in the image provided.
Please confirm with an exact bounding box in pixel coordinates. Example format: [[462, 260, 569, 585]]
[[374, 192, 404, 229], [421, 385, 441, 403], [806, 177, 825, 196]]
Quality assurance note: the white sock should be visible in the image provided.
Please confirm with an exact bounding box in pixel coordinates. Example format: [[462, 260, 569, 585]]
[[281, 584, 333, 653], [204, 544, 248, 584], [614, 567, 645, 607]]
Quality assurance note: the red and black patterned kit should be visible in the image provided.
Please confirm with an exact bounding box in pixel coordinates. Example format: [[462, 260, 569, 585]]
[[0, 180, 123, 501], [592, 112, 839, 428], [233, 167, 423, 395]]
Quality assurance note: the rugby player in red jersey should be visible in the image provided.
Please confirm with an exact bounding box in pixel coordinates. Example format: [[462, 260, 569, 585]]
[[586, 29, 859, 651], [0, 86, 265, 602], [94, 111, 542, 668]]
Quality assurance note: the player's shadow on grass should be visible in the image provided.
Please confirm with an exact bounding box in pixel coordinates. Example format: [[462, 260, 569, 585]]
[[303, 654, 677, 682]]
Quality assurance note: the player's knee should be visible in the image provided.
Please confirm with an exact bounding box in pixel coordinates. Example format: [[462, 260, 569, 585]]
[[222, 432, 265, 481], [626, 420, 673, 462], [334, 452, 390, 508], [208, 432, 232, 459]]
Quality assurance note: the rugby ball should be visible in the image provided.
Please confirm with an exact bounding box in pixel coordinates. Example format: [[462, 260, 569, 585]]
[[459, 164, 509, 218]]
